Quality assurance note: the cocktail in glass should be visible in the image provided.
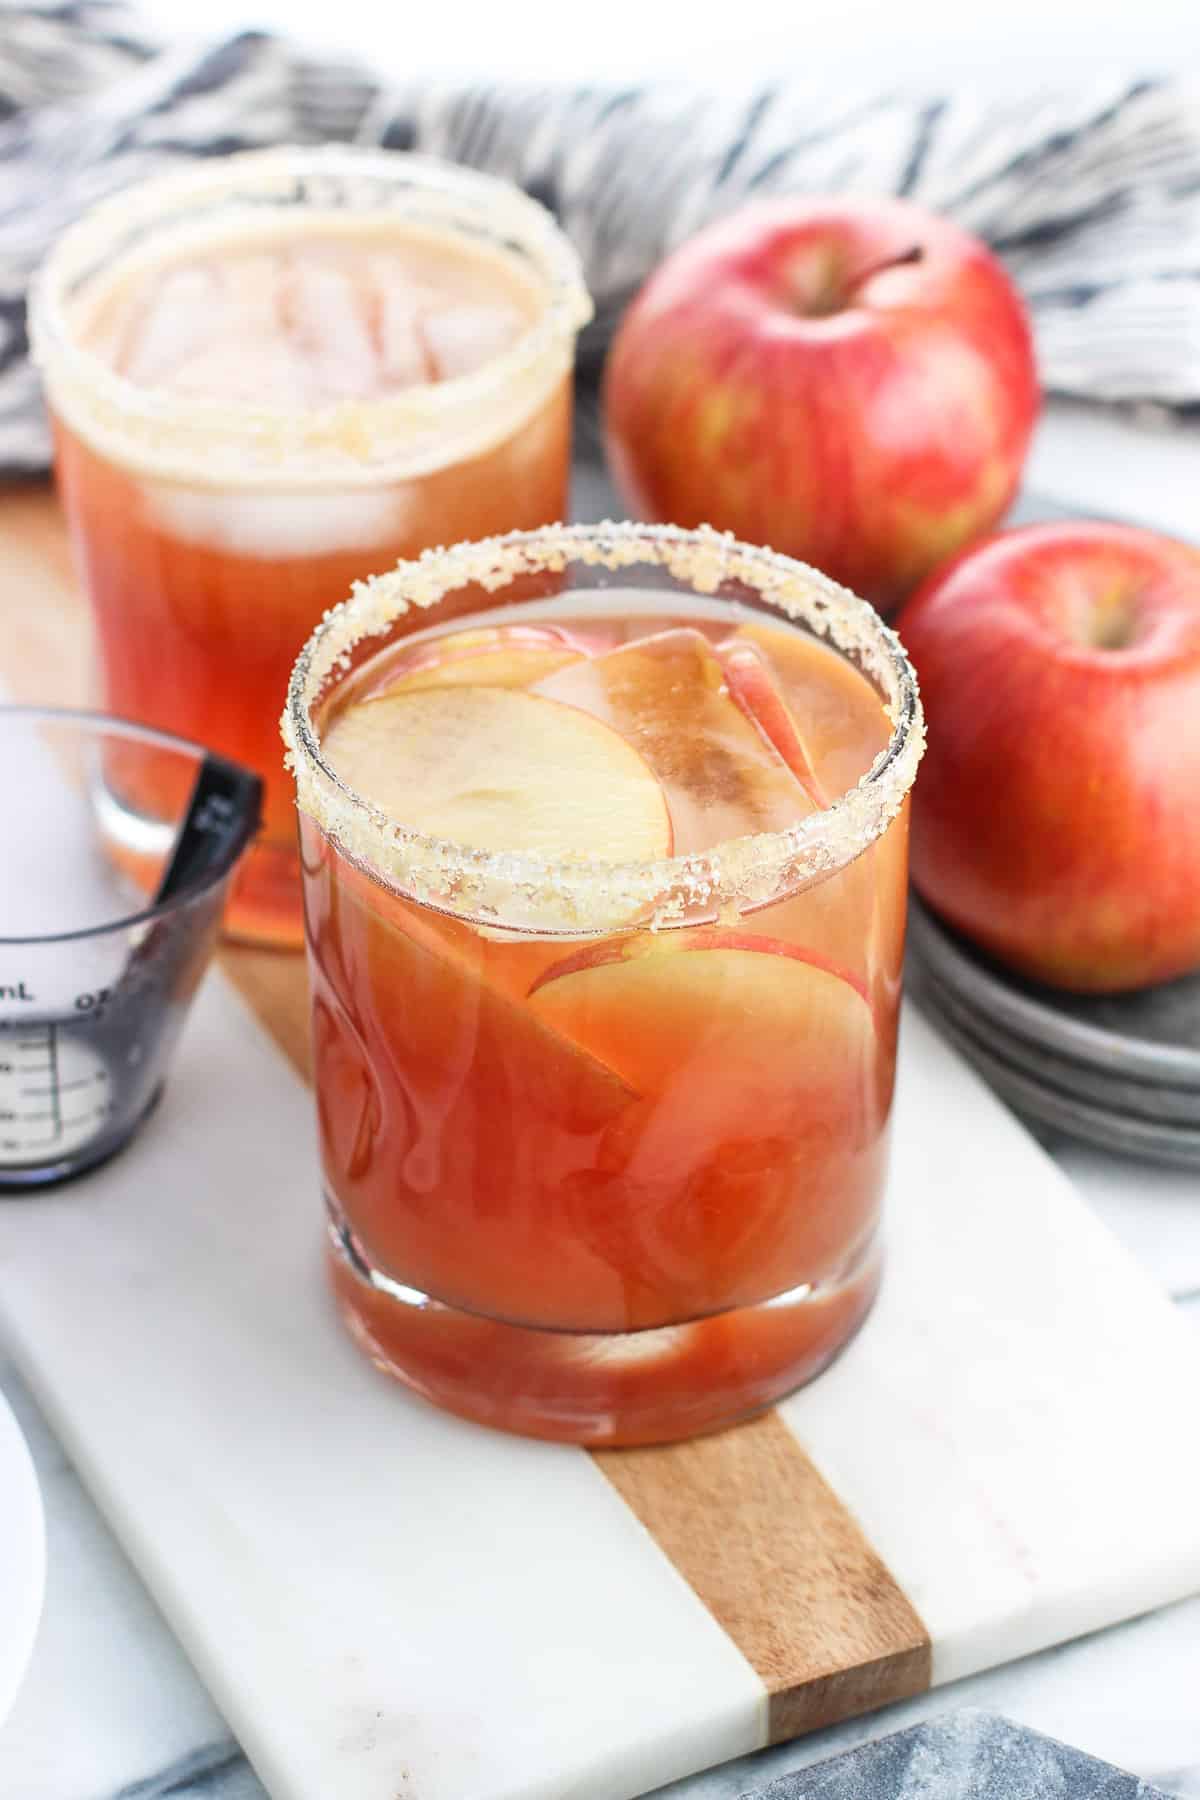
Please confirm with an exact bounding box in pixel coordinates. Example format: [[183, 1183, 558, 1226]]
[[32, 148, 591, 945], [283, 523, 924, 1445]]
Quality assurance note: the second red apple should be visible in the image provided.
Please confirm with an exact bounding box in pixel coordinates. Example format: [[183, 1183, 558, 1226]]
[[604, 195, 1039, 613], [897, 521, 1200, 993]]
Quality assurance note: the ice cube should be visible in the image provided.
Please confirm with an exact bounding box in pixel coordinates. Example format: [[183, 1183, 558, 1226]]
[[373, 277, 435, 389], [142, 482, 413, 559], [277, 257, 378, 402], [162, 335, 314, 407], [221, 252, 289, 337], [87, 234, 538, 408], [536, 629, 817, 854], [420, 301, 528, 381], [117, 265, 222, 386]]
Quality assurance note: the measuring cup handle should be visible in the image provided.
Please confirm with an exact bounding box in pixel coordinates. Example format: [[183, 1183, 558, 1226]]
[[154, 755, 263, 908]]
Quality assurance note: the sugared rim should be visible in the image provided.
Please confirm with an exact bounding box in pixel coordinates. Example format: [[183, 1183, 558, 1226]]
[[283, 522, 926, 934], [30, 145, 593, 487]]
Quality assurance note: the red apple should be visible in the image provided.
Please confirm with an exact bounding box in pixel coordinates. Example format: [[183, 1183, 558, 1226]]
[[896, 521, 1200, 992], [604, 195, 1039, 613]]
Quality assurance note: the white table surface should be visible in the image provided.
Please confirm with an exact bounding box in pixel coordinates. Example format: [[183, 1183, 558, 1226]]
[[2, 400, 1199, 1799]]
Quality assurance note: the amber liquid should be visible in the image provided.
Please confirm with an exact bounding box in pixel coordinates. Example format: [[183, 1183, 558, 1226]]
[[303, 594, 909, 1444], [55, 226, 572, 944]]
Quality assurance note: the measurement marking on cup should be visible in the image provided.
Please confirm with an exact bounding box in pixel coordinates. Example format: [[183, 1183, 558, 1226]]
[[47, 1021, 62, 1139], [0, 1025, 114, 1167], [22, 1075, 108, 1097]]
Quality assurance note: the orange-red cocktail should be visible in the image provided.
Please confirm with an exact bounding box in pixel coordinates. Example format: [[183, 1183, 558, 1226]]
[[33, 149, 590, 944], [284, 525, 924, 1445]]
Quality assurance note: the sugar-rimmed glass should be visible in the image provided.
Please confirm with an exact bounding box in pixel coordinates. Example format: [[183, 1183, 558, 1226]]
[[31, 146, 592, 947], [284, 522, 924, 1445]]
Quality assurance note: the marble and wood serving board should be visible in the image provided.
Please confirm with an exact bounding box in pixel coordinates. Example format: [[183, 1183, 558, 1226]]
[[3, 487, 1200, 1800]]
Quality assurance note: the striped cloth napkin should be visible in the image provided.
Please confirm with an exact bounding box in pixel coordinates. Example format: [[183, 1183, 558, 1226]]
[[2, 0, 1198, 472]]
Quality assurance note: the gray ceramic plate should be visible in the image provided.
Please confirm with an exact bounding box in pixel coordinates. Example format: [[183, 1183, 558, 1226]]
[[914, 959, 1200, 1128], [906, 898, 1200, 1090], [916, 982, 1200, 1169]]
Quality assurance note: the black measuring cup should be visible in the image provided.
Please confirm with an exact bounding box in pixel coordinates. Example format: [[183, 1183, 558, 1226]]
[[0, 707, 261, 1188]]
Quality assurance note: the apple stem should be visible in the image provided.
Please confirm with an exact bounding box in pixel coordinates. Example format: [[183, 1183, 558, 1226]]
[[843, 243, 925, 302]]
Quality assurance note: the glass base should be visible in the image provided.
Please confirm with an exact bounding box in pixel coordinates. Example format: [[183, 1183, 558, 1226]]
[[327, 1203, 881, 1446]]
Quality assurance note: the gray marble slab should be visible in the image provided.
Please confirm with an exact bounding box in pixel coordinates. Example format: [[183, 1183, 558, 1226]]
[[741, 1712, 1174, 1800]]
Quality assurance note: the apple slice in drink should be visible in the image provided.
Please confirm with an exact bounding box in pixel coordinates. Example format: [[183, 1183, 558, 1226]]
[[308, 878, 645, 1334], [368, 623, 582, 696], [722, 620, 892, 802], [321, 682, 672, 862], [313, 683, 689, 1333], [528, 930, 884, 1324], [529, 929, 872, 1097], [715, 635, 828, 807], [309, 669, 682, 1334], [719, 618, 906, 997], [535, 628, 817, 854]]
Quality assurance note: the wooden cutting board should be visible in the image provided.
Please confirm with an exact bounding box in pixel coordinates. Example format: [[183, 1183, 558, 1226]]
[[3, 485, 1200, 1800]]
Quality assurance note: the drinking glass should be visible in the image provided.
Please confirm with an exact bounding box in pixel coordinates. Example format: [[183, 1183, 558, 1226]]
[[32, 147, 591, 946], [283, 522, 924, 1444]]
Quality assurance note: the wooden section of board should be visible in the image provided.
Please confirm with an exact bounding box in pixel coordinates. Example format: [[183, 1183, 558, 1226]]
[[0, 480, 932, 1737], [0, 481, 91, 705], [596, 1413, 931, 1739], [219, 943, 311, 1083]]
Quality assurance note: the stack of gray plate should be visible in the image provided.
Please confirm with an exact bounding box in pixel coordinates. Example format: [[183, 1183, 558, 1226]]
[[906, 897, 1200, 1168]]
